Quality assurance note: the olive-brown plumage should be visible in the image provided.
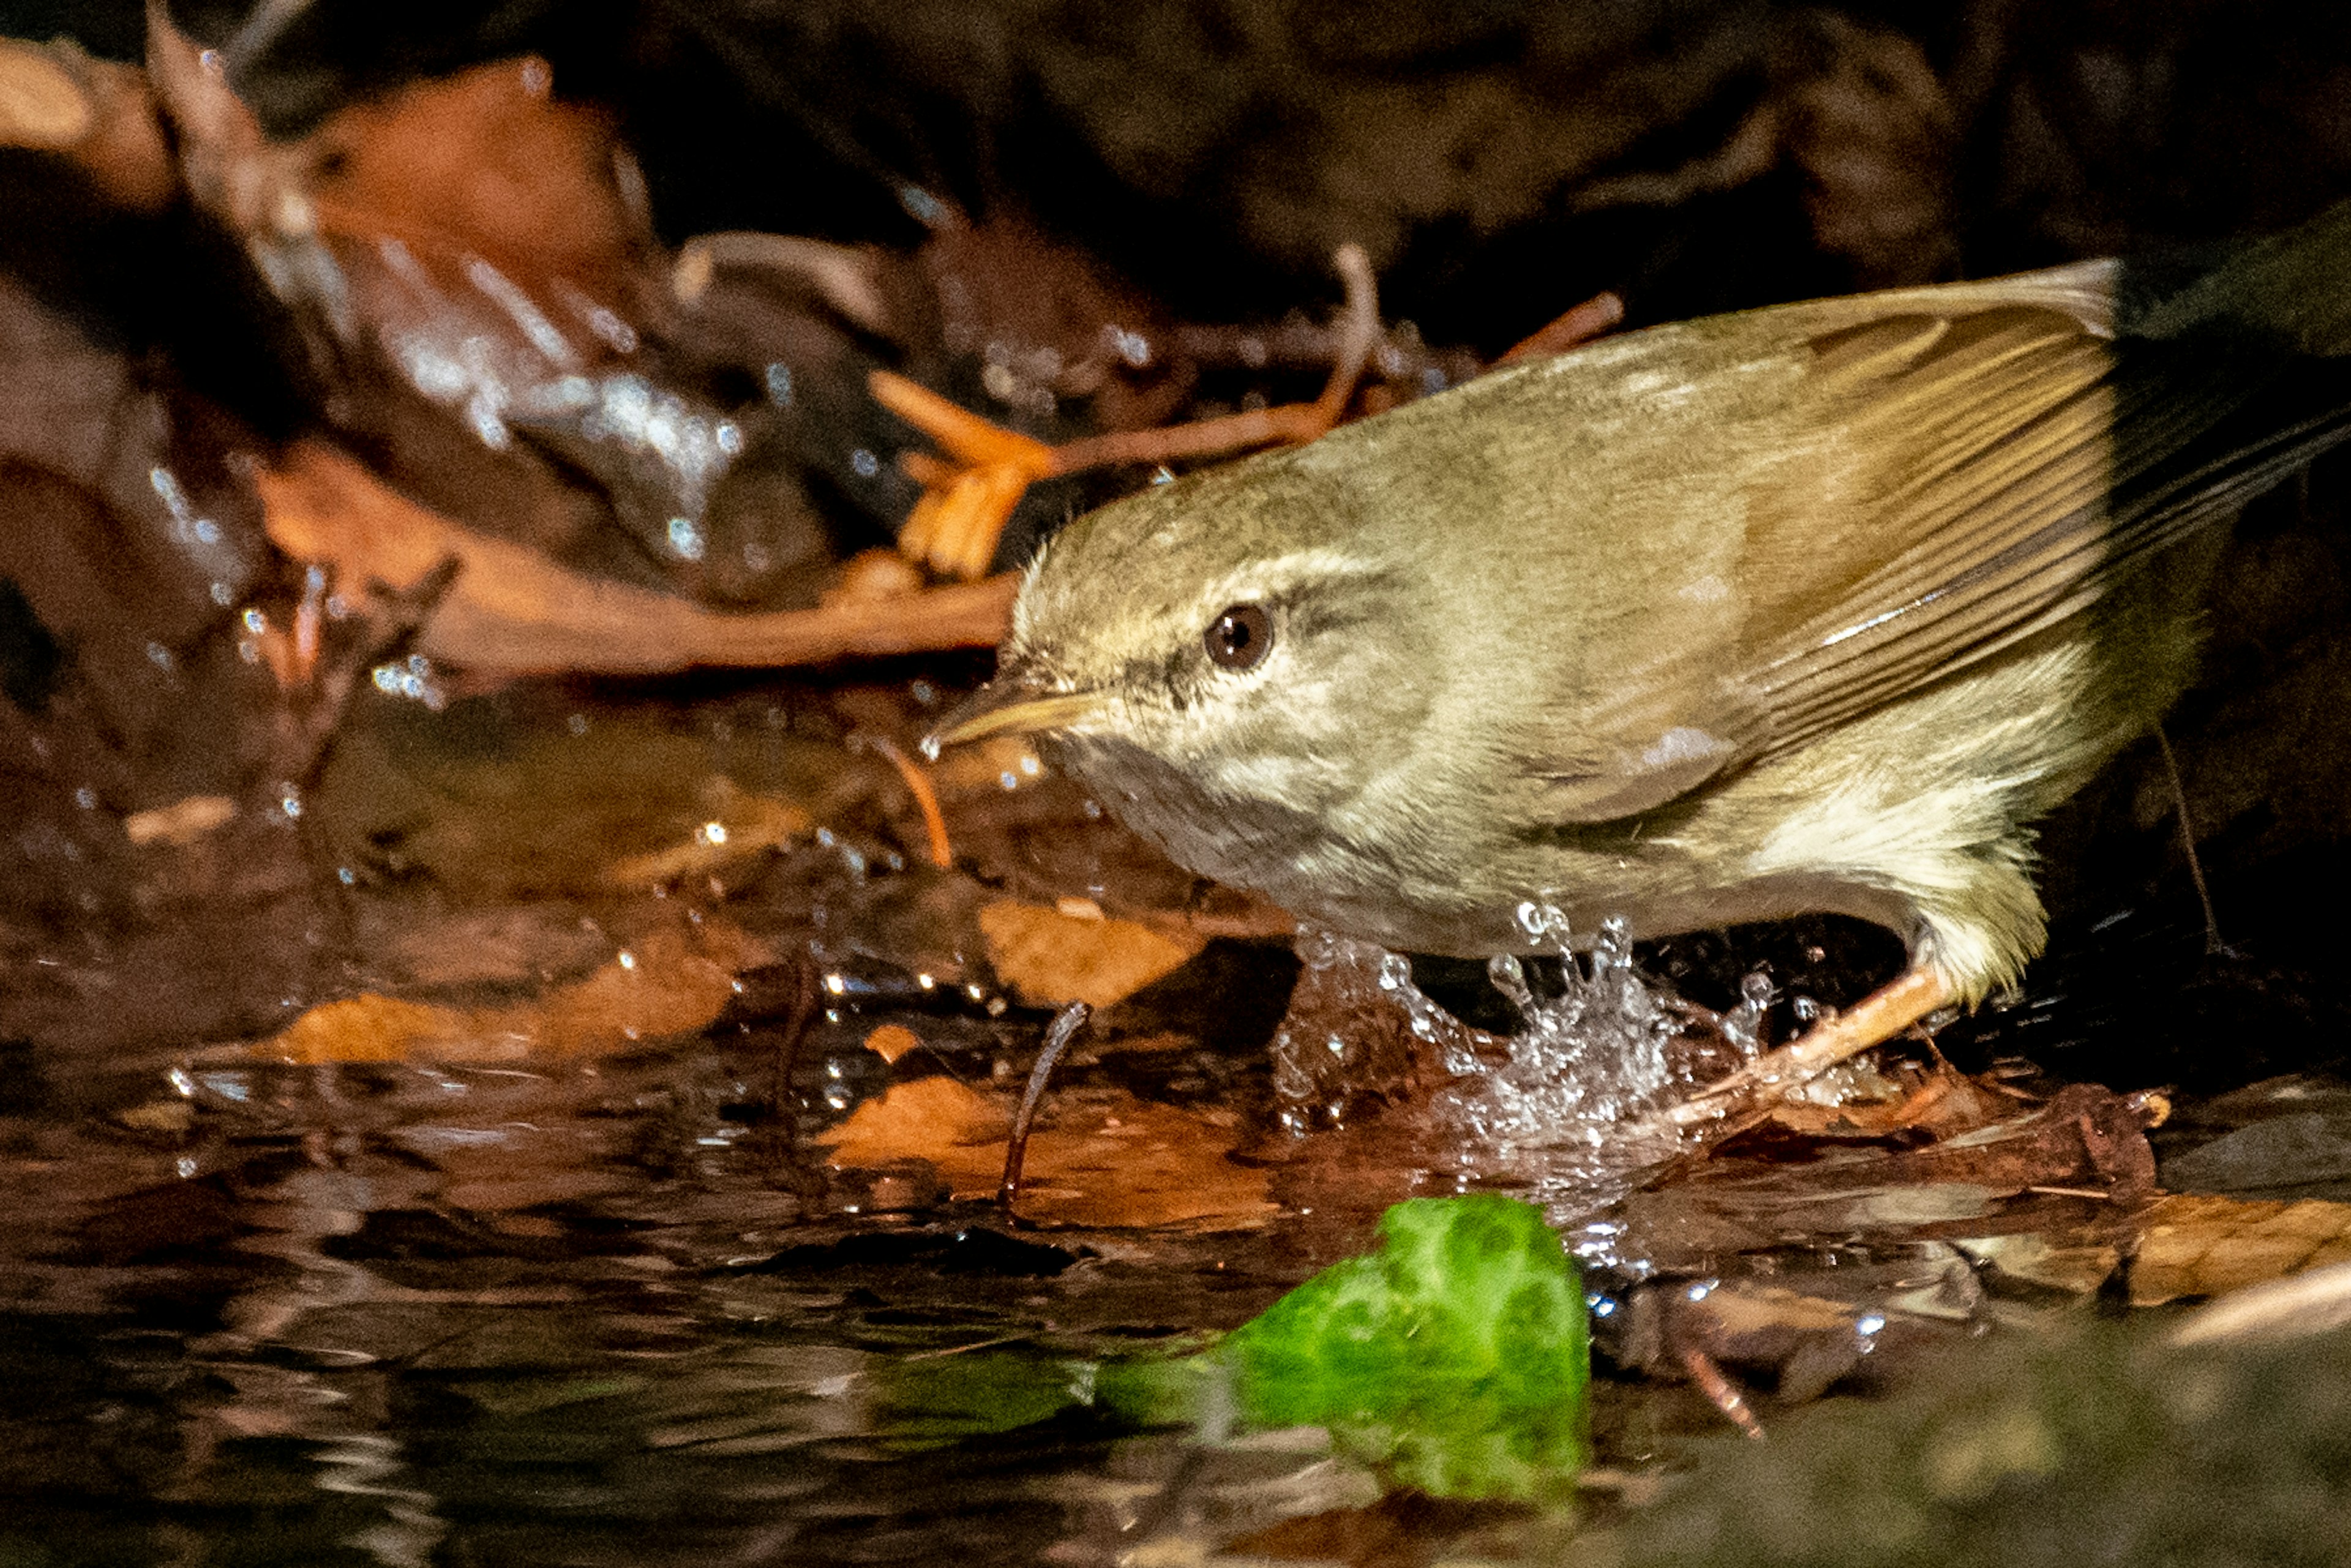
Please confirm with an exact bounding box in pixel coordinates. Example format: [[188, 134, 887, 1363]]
[[939, 203, 2351, 1012]]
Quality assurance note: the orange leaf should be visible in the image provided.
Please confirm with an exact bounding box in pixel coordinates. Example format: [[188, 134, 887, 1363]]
[[818, 1078, 1272, 1229], [257, 921, 763, 1062], [257, 441, 1015, 675], [978, 898, 1204, 1008]]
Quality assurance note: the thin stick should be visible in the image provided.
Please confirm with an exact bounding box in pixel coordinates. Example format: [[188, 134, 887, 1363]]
[[998, 1001, 1090, 1215], [768, 953, 820, 1176], [2154, 725, 2225, 955], [1310, 242, 1381, 427], [858, 733, 953, 869], [1497, 291, 1628, 366], [1676, 1343, 1766, 1441]]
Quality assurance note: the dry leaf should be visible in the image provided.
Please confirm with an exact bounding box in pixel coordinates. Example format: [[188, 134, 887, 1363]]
[[2129, 1193, 2351, 1305], [257, 920, 762, 1062], [1610, 1084, 2161, 1269], [819, 1076, 1272, 1228], [820, 1074, 1008, 1161], [122, 794, 237, 847], [0, 36, 174, 209], [862, 1024, 921, 1064], [602, 781, 813, 888], [257, 441, 1015, 674], [978, 898, 1205, 1008], [1950, 1232, 2123, 1297]]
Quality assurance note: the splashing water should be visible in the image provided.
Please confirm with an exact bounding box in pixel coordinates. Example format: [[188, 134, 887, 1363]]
[[1452, 907, 1685, 1147], [1272, 906, 1775, 1212]]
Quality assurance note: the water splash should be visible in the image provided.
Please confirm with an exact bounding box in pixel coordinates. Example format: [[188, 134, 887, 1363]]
[[1272, 907, 1775, 1217], [1447, 909, 1684, 1148]]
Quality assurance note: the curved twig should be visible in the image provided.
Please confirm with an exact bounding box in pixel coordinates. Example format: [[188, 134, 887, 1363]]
[[997, 1000, 1090, 1217]]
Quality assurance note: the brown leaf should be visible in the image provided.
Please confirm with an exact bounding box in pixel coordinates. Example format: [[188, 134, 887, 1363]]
[[977, 897, 1205, 1008], [2129, 1193, 2351, 1306], [257, 440, 1014, 674], [1614, 1083, 2161, 1269], [256, 920, 763, 1062], [818, 1076, 1272, 1228]]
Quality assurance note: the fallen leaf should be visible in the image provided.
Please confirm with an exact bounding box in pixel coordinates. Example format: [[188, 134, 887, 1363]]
[[2129, 1193, 2351, 1305], [819, 1077, 1272, 1228], [1950, 1232, 2123, 1296], [863, 1024, 921, 1064], [257, 920, 763, 1062], [601, 780, 813, 888], [978, 898, 1205, 1008], [122, 794, 236, 847], [1613, 1084, 2161, 1269], [258, 441, 1016, 674], [820, 1075, 1007, 1161], [0, 36, 174, 209]]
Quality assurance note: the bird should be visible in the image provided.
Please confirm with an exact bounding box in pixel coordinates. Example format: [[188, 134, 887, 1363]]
[[927, 200, 2351, 1113]]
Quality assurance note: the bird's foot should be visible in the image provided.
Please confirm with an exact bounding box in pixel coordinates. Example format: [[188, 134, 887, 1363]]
[[1659, 964, 1954, 1132]]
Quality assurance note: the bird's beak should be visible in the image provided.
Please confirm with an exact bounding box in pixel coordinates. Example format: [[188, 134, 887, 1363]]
[[921, 669, 1101, 758]]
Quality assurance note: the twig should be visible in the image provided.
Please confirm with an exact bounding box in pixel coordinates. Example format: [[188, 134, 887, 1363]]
[[2154, 724, 2227, 955], [857, 732, 954, 869], [768, 953, 821, 1177], [998, 1000, 1090, 1217], [1497, 291, 1628, 366], [1677, 1343, 1766, 1441]]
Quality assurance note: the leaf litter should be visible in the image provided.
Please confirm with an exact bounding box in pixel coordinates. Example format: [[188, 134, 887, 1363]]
[[7, 16, 2351, 1567]]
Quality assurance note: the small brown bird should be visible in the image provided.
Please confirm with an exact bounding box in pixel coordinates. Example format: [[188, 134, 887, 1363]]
[[931, 203, 2351, 1104]]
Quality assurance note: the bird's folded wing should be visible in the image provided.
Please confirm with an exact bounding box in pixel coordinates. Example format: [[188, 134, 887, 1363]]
[[1518, 262, 2347, 822]]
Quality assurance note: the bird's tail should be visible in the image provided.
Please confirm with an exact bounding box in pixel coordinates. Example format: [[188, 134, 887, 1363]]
[[2128, 197, 2351, 357]]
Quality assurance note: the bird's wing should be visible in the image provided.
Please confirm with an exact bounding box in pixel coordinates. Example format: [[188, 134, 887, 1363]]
[[1514, 262, 2344, 822]]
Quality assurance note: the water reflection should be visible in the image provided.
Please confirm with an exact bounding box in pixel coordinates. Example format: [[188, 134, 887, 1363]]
[[0, 1021, 1330, 1567]]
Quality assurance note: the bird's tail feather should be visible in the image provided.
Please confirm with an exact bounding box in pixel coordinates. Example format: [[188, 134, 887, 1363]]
[[2128, 197, 2351, 357]]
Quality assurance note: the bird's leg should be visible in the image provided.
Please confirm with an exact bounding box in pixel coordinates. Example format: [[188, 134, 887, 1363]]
[[1661, 964, 1954, 1130], [870, 244, 1385, 580]]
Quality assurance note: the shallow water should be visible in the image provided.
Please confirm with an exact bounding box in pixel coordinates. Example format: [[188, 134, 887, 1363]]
[[0, 1018, 1357, 1567]]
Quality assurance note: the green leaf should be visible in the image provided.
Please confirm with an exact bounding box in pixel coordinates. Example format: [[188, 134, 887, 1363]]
[[1215, 1194, 1589, 1501], [867, 1198, 1590, 1500]]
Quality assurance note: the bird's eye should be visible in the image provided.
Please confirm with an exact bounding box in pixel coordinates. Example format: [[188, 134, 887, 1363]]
[[1204, 604, 1273, 671]]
